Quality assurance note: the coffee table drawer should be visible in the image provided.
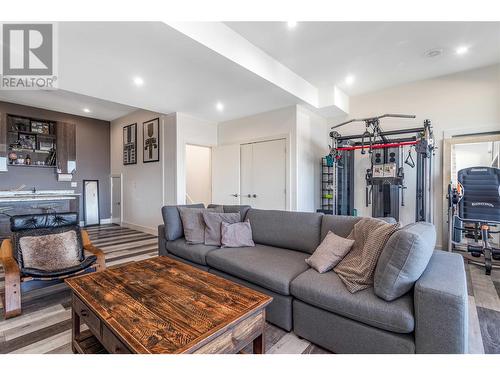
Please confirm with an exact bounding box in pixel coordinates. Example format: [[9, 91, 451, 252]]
[[102, 325, 131, 354], [73, 296, 101, 339]]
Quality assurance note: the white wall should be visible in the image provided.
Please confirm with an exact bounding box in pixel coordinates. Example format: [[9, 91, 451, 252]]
[[454, 142, 493, 174], [338, 64, 500, 248], [217, 105, 328, 211], [296, 105, 329, 211], [110, 109, 167, 233], [176, 112, 218, 204], [186, 144, 212, 206]]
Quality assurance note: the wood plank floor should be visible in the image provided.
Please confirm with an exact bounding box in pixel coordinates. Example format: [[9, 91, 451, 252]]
[[0, 224, 498, 354]]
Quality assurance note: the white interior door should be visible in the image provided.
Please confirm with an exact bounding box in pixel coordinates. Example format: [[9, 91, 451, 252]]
[[240, 143, 253, 206], [240, 139, 286, 210], [212, 144, 241, 205]]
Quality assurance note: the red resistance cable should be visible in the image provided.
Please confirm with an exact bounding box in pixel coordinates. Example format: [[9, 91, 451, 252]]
[[335, 140, 419, 152]]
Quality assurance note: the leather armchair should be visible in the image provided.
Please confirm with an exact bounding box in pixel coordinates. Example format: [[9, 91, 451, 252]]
[[0, 212, 105, 319]]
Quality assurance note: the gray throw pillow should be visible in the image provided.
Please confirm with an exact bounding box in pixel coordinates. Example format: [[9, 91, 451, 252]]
[[178, 207, 222, 244], [221, 220, 255, 248], [374, 222, 436, 301], [202, 212, 241, 246], [19, 230, 81, 271], [306, 231, 354, 273]]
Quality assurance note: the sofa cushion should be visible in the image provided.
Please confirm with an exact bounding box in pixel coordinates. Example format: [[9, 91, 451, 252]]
[[209, 204, 251, 221], [290, 269, 414, 333], [166, 238, 219, 265], [161, 204, 204, 241], [245, 209, 322, 254], [374, 222, 436, 301], [202, 212, 241, 246], [321, 215, 396, 241], [321, 215, 362, 240], [178, 207, 222, 244], [206, 244, 309, 295]]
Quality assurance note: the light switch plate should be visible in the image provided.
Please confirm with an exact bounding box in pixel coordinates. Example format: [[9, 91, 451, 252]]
[[71, 182, 77, 188]]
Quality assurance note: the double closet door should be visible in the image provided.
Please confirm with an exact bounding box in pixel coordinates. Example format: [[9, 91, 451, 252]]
[[240, 139, 286, 210]]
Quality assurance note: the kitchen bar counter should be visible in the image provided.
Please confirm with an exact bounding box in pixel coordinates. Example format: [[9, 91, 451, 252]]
[[0, 190, 80, 203], [0, 190, 80, 239]]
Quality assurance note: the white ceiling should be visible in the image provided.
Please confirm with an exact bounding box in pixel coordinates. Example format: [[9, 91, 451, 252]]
[[1, 22, 498, 122], [0, 89, 136, 121], [56, 22, 302, 122], [225, 21, 500, 96]]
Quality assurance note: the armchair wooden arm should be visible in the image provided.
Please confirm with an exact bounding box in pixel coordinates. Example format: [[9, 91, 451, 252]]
[[81, 230, 106, 271], [0, 239, 21, 318]]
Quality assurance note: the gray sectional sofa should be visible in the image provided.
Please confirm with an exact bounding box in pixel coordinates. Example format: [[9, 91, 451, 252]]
[[157, 204, 468, 354]]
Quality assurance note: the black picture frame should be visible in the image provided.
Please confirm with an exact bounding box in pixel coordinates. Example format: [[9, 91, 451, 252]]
[[123, 123, 137, 165], [143, 118, 160, 163]]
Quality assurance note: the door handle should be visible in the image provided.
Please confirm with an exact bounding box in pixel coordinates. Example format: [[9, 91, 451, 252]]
[[252, 194, 257, 198], [231, 194, 239, 197], [247, 194, 251, 198]]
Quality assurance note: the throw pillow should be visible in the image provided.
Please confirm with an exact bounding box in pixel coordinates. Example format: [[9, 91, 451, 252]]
[[305, 231, 355, 273], [221, 220, 255, 248], [19, 230, 81, 271], [334, 218, 400, 293], [374, 222, 436, 301], [178, 207, 222, 244], [202, 212, 241, 246]]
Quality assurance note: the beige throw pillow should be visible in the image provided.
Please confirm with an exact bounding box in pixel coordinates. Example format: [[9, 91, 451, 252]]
[[305, 231, 354, 273], [334, 218, 400, 293]]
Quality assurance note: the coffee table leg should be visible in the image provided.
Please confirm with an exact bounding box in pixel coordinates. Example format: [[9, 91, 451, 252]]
[[71, 301, 80, 354], [253, 334, 264, 354]]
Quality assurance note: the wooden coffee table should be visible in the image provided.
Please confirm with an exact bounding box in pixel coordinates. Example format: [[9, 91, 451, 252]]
[[65, 256, 272, 354]]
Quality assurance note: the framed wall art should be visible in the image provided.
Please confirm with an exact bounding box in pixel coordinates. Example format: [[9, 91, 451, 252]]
[[123, 123, 137, 165], [143, 118, 160, 163]]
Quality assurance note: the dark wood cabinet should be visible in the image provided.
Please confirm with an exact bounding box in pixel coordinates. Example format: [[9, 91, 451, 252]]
[[56, 121, 76, 174]]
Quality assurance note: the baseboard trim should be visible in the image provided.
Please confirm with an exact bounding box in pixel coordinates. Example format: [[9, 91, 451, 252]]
[[121, 221, 157, 235], [80, 218, 112, 227]]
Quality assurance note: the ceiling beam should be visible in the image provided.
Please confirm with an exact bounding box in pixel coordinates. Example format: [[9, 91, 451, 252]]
[[166, 22, 349, 115]]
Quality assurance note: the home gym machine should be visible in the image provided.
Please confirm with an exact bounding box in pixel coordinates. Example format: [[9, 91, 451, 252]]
[[447, 167, 500, 275], [326, 114, 435, 222]]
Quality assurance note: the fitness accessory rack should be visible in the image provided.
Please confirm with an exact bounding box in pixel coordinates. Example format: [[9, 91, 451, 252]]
[[327, 114, 435, 222]]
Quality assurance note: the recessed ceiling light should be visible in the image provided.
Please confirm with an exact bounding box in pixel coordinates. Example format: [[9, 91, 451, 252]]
[[345, 75, 355, 85], [83, 108, 91, 113], [455, 46, 469, 55], [216, 102, 224, 112], [133, 76, 144, 86], [287, 21, 297, 28]]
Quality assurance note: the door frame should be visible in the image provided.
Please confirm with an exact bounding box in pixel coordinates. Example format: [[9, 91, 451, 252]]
[[239, 136, 289, 210], [83, 179, 100, 227], [110, 173, 123, 226]]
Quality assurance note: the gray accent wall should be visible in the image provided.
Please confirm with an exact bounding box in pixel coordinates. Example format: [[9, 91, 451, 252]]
[[0, 101, 111, 219]]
